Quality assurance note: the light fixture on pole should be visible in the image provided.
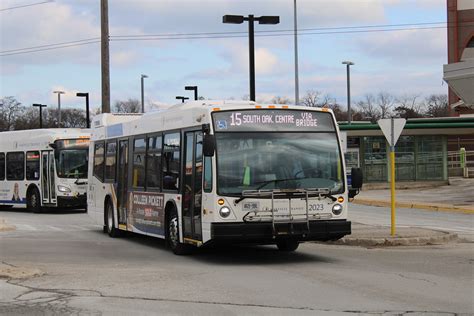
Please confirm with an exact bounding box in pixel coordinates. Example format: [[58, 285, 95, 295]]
[[76, 92, 90, 128], [141, 74, 148, 113], [223, 14, 280, 102], [32, 103, 47, 128], [176, 96, 189, 103], [342, 61, 354, 124], [53, 90, 65, 127], [185, 86, 198, 101]]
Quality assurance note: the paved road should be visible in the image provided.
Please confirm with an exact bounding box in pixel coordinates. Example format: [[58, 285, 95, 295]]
[[0, 209, 473, 315], [349, 203, 474, 241]]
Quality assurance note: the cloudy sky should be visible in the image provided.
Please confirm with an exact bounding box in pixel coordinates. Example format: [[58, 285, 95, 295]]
[[1, 0, 447, 111]]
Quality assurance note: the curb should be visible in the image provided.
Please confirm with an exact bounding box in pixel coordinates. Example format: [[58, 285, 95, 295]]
[[330, 231, 458, 247], [352, 198, 474, 214]]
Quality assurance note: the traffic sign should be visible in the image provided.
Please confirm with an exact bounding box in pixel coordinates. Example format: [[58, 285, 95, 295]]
[[377, 118, 406, 147]]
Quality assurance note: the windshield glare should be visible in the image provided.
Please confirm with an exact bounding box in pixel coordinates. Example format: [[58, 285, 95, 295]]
[[56, 149, 88, 179], [216, 132, 344, 195]]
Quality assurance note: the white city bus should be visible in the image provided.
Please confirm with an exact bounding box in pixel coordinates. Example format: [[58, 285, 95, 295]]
[[88, 101, 362, 254], [0, 129, 90, 212]]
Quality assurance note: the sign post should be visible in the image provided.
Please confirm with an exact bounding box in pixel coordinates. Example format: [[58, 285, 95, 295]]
[[378, 118, 406, 236]]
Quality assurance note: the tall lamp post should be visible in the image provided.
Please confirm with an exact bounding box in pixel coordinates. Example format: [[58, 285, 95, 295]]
[[76, 92, 90, 128], [223, 14, 280, 102], [294, 0, 299, 105], [53, 90, 65, 127], [185, 86, 198, 101], [176, 96, 189, 103], [32, 103, 47, 128], [141, 74, 148, 113], [342, 61, 354, 124]]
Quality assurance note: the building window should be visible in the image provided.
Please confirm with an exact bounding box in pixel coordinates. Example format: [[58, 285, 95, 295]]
[[105, 141, 117, 181], [7, 152, 25, 180], [26, 151, 40, 180], [163, 133, 180, 191], [416, 136, 443, 180], [146, 135, 162, 190], [363, 137, 387, 182], [93, 142, 105, 182], [0, 153, 5, 180], [133, 137, 146, 188], [395, 136, 415, 181]]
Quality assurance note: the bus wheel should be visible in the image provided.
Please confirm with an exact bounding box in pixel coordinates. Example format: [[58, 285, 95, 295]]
[[167, 210, 191, 255], [27, 188, 41, 213], [105, 201, 121, 238], [276, 239, 299, 252]]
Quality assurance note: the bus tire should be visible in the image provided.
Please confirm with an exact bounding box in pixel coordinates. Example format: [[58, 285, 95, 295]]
[[105, 200, 121, 238], [276, 239, 299, 252], [167, 209, 191, 255], [27, 187, 42, 213]]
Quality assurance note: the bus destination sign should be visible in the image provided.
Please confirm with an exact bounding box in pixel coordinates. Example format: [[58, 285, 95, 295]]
[[212, 110, 335, 132]]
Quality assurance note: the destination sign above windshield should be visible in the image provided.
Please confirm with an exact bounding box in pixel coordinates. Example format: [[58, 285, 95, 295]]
[[212, 109, 335, 132]]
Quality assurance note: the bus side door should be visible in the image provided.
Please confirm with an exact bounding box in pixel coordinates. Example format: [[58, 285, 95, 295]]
[[41, 151, 57, 206]]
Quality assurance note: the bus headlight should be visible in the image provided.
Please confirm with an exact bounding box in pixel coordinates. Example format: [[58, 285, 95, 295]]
[[332, 204, 343, 215], [219, 206, 231, 218], [57, 185, 71, 193]]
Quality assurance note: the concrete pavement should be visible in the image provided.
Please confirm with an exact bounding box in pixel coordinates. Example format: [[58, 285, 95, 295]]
[[353, 177, 474, 214]]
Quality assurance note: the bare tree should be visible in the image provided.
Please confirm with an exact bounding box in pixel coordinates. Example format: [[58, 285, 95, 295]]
[[0, 96, 23, 131], [114, 98, 141, 113], [301, 90, 322, 107], [271, 96, 291, 104], [394, 94, 424, 118], [376, 92, 395, 119], [356, 94, 380, 122], [425, 94, 449, 117]]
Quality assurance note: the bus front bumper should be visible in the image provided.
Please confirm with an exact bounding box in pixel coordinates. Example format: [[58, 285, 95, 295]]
[[210, 220, 351, 244], [57, 194, 87, 209]]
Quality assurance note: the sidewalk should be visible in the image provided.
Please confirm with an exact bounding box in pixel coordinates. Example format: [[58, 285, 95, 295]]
[[353, 177, 474, 214]]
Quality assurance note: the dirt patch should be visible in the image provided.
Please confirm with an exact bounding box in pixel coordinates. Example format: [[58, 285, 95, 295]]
[[0, 265, 44, 279], [0, 218, 16, 232]]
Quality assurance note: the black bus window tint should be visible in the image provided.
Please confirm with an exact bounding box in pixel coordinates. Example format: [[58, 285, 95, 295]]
[[0, 153, 5, 180], [7, 152, 25, 180], [163, 133, 180, 191], [147, 135, 162, 190], [93, 142, 105, 181], [203, 156, 212, 193], [105, 141, 117, 181], [133, 137, 146, 188], [26, 151, 40, 180]]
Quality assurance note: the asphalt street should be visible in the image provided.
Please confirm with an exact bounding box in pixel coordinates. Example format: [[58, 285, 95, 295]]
[[0, 207, 473, 315]]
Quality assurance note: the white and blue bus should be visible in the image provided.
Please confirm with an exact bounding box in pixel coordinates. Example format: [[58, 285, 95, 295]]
[[0, 129, 90, 212], [88, 101, 362, 254]]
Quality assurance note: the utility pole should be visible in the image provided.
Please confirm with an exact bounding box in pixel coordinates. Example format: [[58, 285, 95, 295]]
[[32, 103, 47, 128], [101, 0, 111, 113], [294, 0, 300, 105], [53, 90, 65, 127], [342, 61, 354, 124], [141, 74, 148, 113]]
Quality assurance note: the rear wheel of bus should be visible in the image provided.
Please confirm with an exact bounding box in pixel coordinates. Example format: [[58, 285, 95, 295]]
[[27, 187, 41, 213], [167, 209, 192, 255], [276, 239, 299, 252]]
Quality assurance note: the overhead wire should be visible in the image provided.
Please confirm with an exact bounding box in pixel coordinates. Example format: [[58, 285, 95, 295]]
[[0, 0, 54, 12]]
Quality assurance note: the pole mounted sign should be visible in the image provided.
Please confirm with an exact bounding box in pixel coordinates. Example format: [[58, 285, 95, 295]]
[[377, 118, 406, 236]]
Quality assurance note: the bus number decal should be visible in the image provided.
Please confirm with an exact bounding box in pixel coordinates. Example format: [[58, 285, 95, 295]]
[[308, 203, 324, 212]]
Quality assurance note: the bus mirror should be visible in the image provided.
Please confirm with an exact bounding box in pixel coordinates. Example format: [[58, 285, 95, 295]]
[[203, 134, 215, 157], [49, 143, 57, 149], [351, 167, 363, 189], [202, 123, 211, 134], [348, 188, 359, 199]]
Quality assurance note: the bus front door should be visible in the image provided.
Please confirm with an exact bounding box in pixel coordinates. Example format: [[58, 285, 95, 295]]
[[182, 131, 203, 242], [41, 151, 56, 206], [116, 139, 129, 227]]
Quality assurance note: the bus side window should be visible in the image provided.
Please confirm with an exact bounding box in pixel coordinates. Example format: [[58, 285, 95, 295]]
[[93, 142, 105, 182], [6, 152, 25, 180], [163, 133, 180, 191], [203, 156, 212, 193], [26, 151, 40, 180], [146, 135, 162, 190], [105, 141, 117, 182], [133, 137, 146, 188], [0, 153, 5, 180]]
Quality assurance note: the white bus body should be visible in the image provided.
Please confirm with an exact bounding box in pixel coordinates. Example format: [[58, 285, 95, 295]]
[[88, 101, 356, 254], [0, 129, 90, 211]]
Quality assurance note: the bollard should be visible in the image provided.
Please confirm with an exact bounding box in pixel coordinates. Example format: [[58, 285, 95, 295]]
[[460, 147, 468, 178]]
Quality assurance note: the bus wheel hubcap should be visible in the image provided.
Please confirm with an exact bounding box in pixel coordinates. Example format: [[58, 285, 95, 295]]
[[169, 217, 178, 247], [107, 206, 113, 231], [31, 194, 36, 207]]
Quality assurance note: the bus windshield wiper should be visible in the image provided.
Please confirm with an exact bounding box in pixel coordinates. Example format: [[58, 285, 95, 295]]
[[255, 177, 301, 191]]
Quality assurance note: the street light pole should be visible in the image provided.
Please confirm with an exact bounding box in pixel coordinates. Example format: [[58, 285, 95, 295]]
[[294, 0, 300, 105], [342, 61, 354, 124], [53, 90, 65, 127], [176, 96, 189, 103], [185, 86, 198, 101], [32, 103, 47, 128], [223, 14, 280, 102], [76, 92, 90, 128], [141, 74, 148, 113]]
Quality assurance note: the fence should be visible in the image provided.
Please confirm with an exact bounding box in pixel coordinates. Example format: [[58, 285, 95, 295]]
[[448, 149, 474, 178]]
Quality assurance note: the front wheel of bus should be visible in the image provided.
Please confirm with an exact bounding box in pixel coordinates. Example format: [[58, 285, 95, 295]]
[[167, 210, 191, 255], [27, 188, 41, 213], [105, 201, 121, 238], [276, 239, 299, 252]]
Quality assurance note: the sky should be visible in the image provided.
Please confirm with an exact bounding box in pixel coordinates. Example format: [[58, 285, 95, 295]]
[[0, 0, 448, 112]]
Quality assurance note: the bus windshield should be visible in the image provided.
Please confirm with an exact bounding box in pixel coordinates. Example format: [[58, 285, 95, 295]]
[[215, 132, 344, 196], [56, 149, 89, 179]]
